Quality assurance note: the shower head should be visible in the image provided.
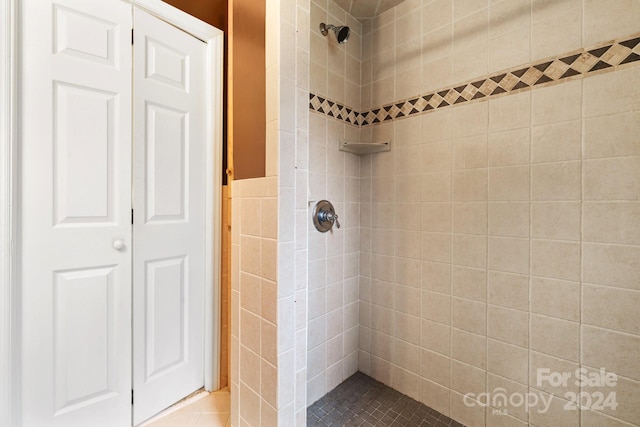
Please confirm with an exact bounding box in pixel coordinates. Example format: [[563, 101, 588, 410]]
[[319, 22, 350, 44]]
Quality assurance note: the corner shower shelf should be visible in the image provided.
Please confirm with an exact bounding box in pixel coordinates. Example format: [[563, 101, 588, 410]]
[[339, 139, 391, 155]]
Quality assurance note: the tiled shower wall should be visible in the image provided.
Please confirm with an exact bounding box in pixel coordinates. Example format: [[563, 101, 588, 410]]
[[231, 0, 311, 424], [306, 0, 363, 406], [350, 1, 640, 426]]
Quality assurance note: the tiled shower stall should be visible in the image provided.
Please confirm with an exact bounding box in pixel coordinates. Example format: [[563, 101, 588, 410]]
[[232, 0, 640, 425]]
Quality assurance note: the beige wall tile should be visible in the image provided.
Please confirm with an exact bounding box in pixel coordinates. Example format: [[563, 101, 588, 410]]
[[448, 103, 487, 139], [420, 378, 451, 417], [420, 25, 453, 73], [489, 91, 531, 132], [530, 314, 579, 362], [240, 236, 261, 276], [453, 135, 488, 170], [394, 145, 423, 176], [395, 339, 420, 373], [422, 260, 452, 294], [528, 390, 579, 427], [487, 373, 529, 422], [529, 351, 579, 397], [485, 410, 527, 427], [488, 202, 529, 238], [452, 328, 487, 369], [583, 284, 640, 336], [452, 234, 487, 268], [395, 285, 421, 317], [261, 360, 278, 408], [420, 349, 451, 387], [488, 128, 530, 167], [583, 243, 640, 291], [584, 157, 640, 201], [489, 0, 531, 38], [584, 66, 640, 118], [583, 0, 640, 46], [422, 141, 453, 173], [530, 277, 580, 322], [421, 232, 452, 263], [487, 305, 528, 347], [531, 79, 582, 125], [241, 199, 262, 236], [393, 367, 421, 401], [582, 325, 640, 382], [487, 338, 528, 384], [532, 161, 581, 201], [531, 201, 581, 241], [241, 309, 262, 355], [395, 258, 421, 288], [422, 0, 453, 34], [421, 319, 451, 356], [450, 391, 485, 427], [371, 305, 394, 335], [531, 8, 581, 60], [584, 111, 640, 160], [240, 344, 261, 392], [453, 41, 488, 85], [531, 120, 582, 164], [422, 172, 452, 202], [370, 330, 394, 362], [422, 202, 452, 233], [580, 409, 639, 427], [452, 202, 487, 235], [487, 271, 529, 311], [487, 236, 530, 275], [371, 279, 394, 309], [452, 266, 487, 302], [240, 382, 262, 426], [396, 202, 421, 229], [451, 360, 485, 397], [581, 373, 640, 426], [584, 202, 640, 245], [422, 55, 455, 93], [241, 273, 261, 315], [488, 165, 530, 201], [488, 27, 530, 73], [452, 297, 487, 335], [422, 290, 451, 325], [454, 0, 488, 20], [453, 169, 488, 202], [531, 239, 581, 281]]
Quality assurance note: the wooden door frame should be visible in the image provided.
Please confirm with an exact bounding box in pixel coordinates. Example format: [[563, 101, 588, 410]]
[[0, 1, 223, 425]]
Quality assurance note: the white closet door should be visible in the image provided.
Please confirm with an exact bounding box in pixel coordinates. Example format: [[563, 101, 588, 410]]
[[132, 8, 208, 425], [20, 1, 133, 426]]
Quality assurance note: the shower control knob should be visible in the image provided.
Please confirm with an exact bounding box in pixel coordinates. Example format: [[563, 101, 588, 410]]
[[313, 200, 340, 233], [325, 212, 340, 229]]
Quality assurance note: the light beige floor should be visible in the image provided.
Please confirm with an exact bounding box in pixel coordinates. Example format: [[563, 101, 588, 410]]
[[142, 388, 230, 427]]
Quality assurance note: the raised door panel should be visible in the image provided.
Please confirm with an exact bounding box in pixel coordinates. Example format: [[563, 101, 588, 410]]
[[53, 82, 116, 225], [145, 103, 188, 222]]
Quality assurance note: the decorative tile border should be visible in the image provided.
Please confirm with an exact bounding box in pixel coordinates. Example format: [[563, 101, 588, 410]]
[[310, 33, 640, 126]]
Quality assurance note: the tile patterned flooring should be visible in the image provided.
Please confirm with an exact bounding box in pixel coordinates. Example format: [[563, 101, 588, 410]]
[[307, 372, 464, 427], [142, 373, 461, 427], [142, 388, 230, 427]]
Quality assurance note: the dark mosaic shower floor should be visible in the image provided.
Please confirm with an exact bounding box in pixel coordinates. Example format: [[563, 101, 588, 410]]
[[307, 372, 465, 427]]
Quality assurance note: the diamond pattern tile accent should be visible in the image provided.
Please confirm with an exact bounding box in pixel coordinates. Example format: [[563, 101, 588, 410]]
[[309, 33, 640, 127]]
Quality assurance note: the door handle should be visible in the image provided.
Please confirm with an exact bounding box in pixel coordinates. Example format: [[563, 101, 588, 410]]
[[112, 239, 126, 251]]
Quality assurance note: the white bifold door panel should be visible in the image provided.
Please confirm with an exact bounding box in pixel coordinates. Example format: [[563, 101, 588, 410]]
[[19, 1, 210, 426], [132, 8, 207, 425], [20, 1, 133, 426]]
